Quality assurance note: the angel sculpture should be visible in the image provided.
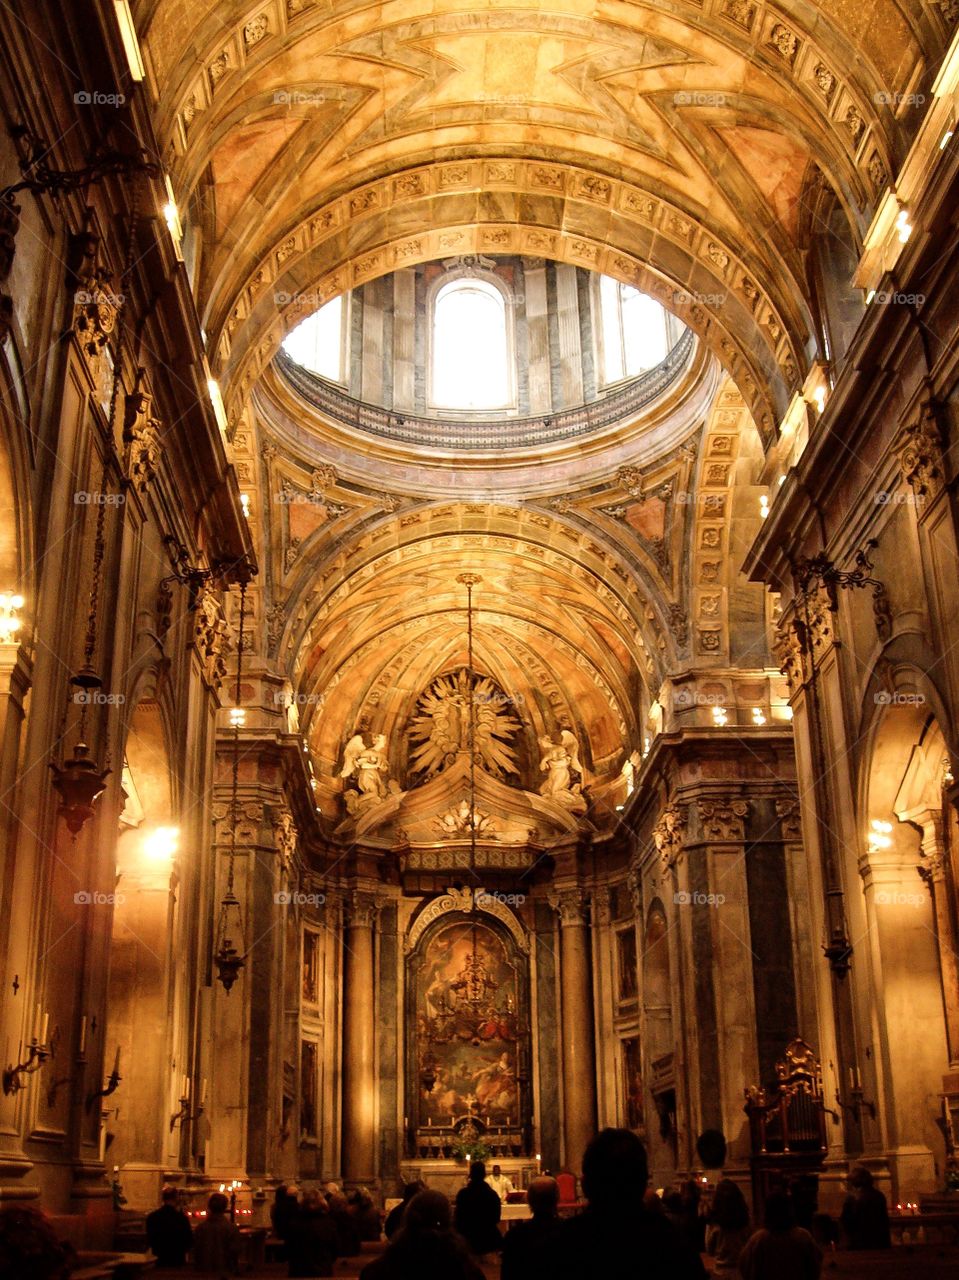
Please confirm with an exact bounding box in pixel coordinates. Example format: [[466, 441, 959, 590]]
[[538, 729, 585, 805], [340, 731, 391, 807]]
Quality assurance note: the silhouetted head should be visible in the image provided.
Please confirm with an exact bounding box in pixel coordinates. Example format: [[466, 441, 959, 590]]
[[469, 1161, 486, 1182], [161, 1186, 179, 1205], [527, 1177, 559, 1219], [302, 1191, 328, 1214], [207, 1193, 229, 1216], [711, 1180, 749, 1231], [581, 1129, 649, 1208], [847, 1165, 874, 1190], [404, 1191, 452, 1234], [401, 1181, 424, 1204], [763, 1191, 795, 1233]]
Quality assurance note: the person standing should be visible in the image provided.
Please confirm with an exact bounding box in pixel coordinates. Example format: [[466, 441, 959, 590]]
[[192, 1192, 242, 1278], [486, 1164, 514, 1201], [548, 1129, 707, 1279], [146, 1186, 193, 1268], [501, 1176, 561, 1280], [286, 1191, 339, 1278], [453, 1161, 503, 1257]]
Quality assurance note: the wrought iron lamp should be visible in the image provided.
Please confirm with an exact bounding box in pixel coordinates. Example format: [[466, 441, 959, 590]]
[[213, 578, 251, 991]]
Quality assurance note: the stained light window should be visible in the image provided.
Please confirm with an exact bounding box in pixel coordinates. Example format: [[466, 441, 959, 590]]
[[282, 295, 345, 383], [598, 275, 670, 384], [431, 278, 512, 410]]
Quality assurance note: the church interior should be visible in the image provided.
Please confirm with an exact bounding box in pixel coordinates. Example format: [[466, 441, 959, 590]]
[[1, 0, 959, 1273]]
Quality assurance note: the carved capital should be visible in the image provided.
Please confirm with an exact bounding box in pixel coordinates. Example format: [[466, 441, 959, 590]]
[[123, 375, 163, 493], [72, 272, 119, 378], [775, 796, 803, 842], [273, 808, 298, 867], [772, 617, 804, 694], [548, 887, 590, 925], [193, 585, 228, 687], [652, 803, 687, 869], [894, 396, 945, 504], [346, 889, 378, 929], [698, 798, 750, 842]]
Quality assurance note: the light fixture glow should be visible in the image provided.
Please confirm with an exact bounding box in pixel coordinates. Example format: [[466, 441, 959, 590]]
[[208, 379, 228, 433], [162, 177, 183, 254], [812, 385, 827, 414], [782, 705, 794, 721], [240, 493, 251, 519], [941, 130, 954, 151], [114, 0, 146, 82], [711, 705, 728, 727], [0, 593, 24, 643], [143, 825, 180, 863], [778, 473, 786, 486], [894, 210, 913, 244], [866, 289, 876, 304], [751, 707, 767, 726], [868, 818, 893, 854], [229, 708, 246, 729], [760, 494, 770, 519]]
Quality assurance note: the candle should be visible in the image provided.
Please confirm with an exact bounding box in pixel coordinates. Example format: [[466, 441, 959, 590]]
[[113, 1045, 121, 1075], [848, 1067, 854, 1090], [79, 1016, 87, 1056], [34, 1004, 41, 1042], [40, 1012, 49, 1046], [183, 1075, 190, 1100], [201, 1078, 207, 1105], [450, 1114, 454, 1126]]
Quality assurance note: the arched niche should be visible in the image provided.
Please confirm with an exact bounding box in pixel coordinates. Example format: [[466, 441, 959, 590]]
[[643, 900, 677, 1170], [859, 686, 953, 1196], [405, 893, 532, 1160], [104, 697, 182, 1207]]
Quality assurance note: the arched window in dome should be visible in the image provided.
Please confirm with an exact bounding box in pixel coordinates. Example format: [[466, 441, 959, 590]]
[[430, 277, 513, 410], [281, 295, 347, 383], [597, 275, 671, 385]]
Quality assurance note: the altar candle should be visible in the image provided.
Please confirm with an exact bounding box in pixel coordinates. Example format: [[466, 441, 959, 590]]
[[79, 1016, 87, 1056], [183, 1075, 190, 1100], [201, 1078, 207, 1105], [113, 1044, 121, 1075], [40, 1012, 49, 1045], [450, 1114, 454, 1126]]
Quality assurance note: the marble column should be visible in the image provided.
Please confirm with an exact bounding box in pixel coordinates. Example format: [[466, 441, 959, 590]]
[[916, 812, 959, 1066], [551, 888, 597, 1170], [342, 890, 377, 1183]]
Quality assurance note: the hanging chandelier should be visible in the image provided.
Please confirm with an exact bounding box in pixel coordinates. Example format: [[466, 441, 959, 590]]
[[214, 577, 250, 992]]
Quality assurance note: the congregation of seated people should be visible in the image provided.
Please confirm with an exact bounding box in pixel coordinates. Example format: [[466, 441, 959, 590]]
[[0, 1131, 899, 1279]]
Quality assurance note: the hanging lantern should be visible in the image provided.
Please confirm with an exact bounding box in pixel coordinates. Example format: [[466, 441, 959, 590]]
[[214, 578, 251, 992], [213, 890, 245, 992], [50, 743, 110, 835]]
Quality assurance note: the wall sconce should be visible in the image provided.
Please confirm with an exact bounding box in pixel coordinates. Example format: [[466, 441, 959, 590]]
[[86, 1045, 122, 1110], [751, 707, 767, 726], [759, 494, 770, 519], [3, 1017, 54, 1096], [836, 1066, 876, 1122], [711, 705, 728, 727], [895, 209, 913, 244], [170, 1075, 204, 1131], [0, 593, 24, 643]]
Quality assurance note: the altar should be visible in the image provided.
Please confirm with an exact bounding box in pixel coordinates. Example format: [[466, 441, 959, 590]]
[[397, 1157, 541, 1201]]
